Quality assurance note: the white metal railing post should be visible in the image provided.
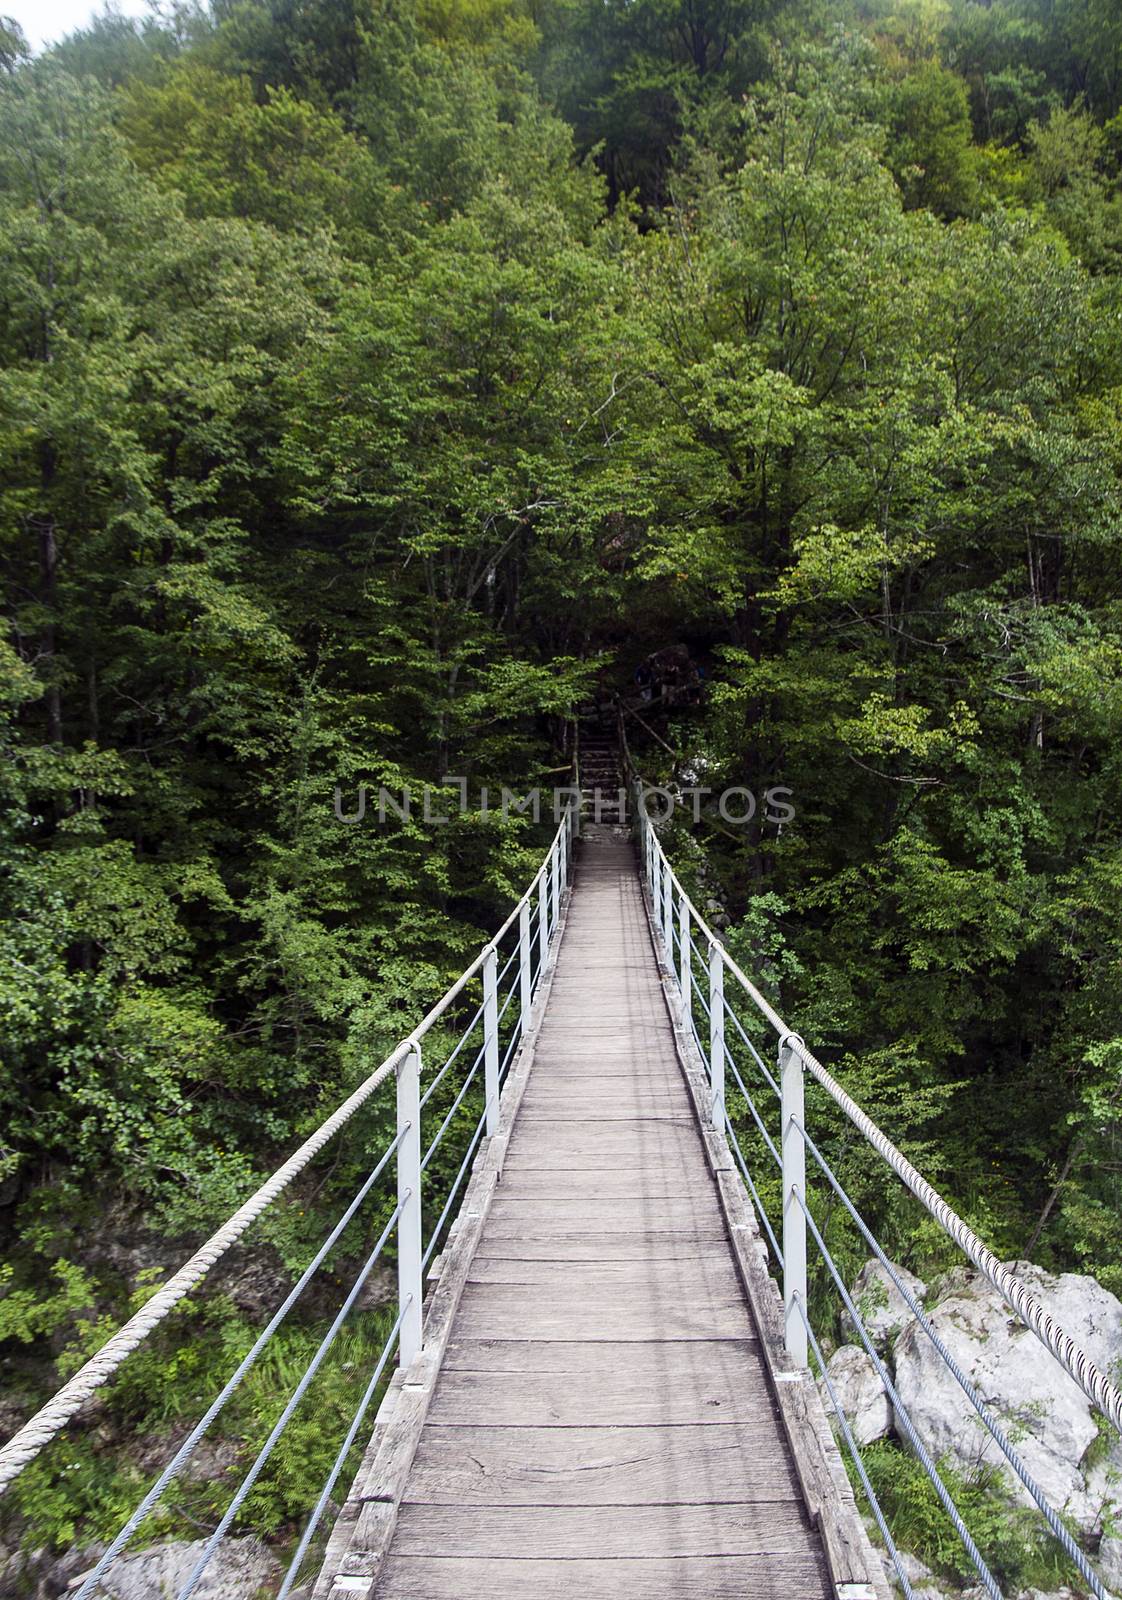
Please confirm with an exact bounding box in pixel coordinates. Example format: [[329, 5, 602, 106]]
[[678, 892, 691, 1021], [518, 897, 533, 1031], [709, 942, 724, 1130], [780, 1033, 809, 1368], [551, 834, 562, 931], [483, 944, 500, 1136], [538, 869, 549, 968], [661, 860, 673, 957], [396, 1041, 423, 1367]]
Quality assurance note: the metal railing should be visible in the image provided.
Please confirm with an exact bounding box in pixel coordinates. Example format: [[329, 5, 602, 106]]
[[633, 782, 1122, 1600], [0, 806, 578, 1597]]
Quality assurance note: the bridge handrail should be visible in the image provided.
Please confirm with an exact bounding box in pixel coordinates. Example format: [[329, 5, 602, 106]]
[[639, 798, 1122, 1436], [0, 807, 577, 1523], [632, 780, 1121, 1599]]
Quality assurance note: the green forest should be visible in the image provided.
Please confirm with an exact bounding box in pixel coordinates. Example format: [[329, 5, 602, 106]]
[[2, 0, 1122, 1583]]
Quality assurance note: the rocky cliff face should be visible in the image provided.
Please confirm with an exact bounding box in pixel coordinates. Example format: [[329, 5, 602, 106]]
[[819, 1256, 1122, 1600]]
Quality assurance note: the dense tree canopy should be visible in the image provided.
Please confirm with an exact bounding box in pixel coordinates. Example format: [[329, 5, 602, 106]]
[[2, 0, 1122, 1575]]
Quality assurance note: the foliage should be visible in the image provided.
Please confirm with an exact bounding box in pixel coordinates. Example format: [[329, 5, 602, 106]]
[[2, 0, 1122, 1570], [855, 1440, 1083, 1591]]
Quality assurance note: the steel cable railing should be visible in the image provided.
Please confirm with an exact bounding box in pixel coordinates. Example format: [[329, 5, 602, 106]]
[[419, 996, 485, 1110], [632, 777, 1122, 1599], [724, 1043, 783, 1170], [177, 1198, 411, 1600], [791, 1188, 1004, 1600], [795, 1292, 917, 1600], [67, 1128, 408, 1600], [422, 1106, 490, 1274], [276, 1299, 408, 1600], [798, 1120, 1112, 1597], [724, 998, 781, 1095], [723, 1109, 785, 1267], [2, 803, 579, 1593]]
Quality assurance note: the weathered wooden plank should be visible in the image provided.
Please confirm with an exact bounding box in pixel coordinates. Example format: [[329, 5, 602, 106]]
[[390, 1502, 821, 1559], [528, 1065, 675, 1081], [440, 1335, 760, 1375], [485, 1195, 721, 1230], [452, 1283, 754, 1342], [493, 1169, 698, 1199], [505, 1105, 690, 1123], [429, 1354, 769, 1426], [374, 1553, 830, 1600], [465, 1256, 743, 1296], [503, 1121, 702, 1156], [521, 1077, 686, 1097], [403, 1423, 801, 1505], [530, 1030, 676, 1052], [476, 1232, 731, 1257], [500, 1149, 701, 1175], [537, 1034, 667, 1043], [470, 1235, 729, 1261], [520, 1090, 687, 1106], [501, 1135, 702, 1171]]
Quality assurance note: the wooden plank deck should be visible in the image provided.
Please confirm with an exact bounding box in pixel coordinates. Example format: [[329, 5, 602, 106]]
[[364, 827, 835, 1600]]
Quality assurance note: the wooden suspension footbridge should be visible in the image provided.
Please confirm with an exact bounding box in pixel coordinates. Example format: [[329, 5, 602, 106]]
[[2, 724, 1120, 1600]]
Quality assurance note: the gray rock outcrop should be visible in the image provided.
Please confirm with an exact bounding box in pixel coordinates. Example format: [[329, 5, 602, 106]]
[[65, 1538, 280, 1599], [821, 1344, 892, 1445], [843, 1257, 927, 1350], [846, 1255, 1122, 1598], [892, 1259, 1122, 1542]]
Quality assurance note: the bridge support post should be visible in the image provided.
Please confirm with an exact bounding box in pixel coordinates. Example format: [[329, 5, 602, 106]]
[[396, 1041, 423, 1369], [678, 892, 691, 1024], [708, 942, 724, 1130], [483, 944, 500, 1137], [780, 1033, 809, 1368], [518, 898, 533, 1037]]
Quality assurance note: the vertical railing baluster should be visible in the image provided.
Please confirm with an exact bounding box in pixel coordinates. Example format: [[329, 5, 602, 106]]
[[661, 860, 673, 959], [483, 944, 500, 1136], [518, 898, 533, 1033], [678, 892, 691, 1022], [538, 869, 549, 970], [551, 834, 562, 933], [780, 1033, 808, 1368], [709, 942, 724, 1131], [396, 1041, 423, 1367]]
